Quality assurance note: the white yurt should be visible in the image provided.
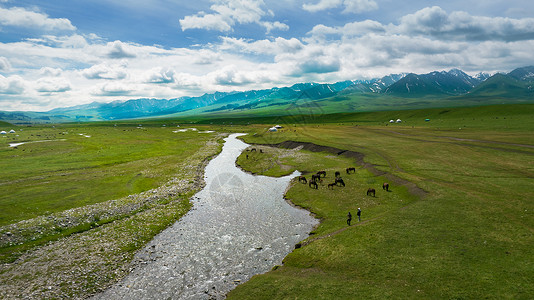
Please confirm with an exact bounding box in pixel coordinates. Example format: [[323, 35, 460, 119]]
[[396, 119, 402, 123], [269, 127, 278, 132], [0, 131, 6, 135]]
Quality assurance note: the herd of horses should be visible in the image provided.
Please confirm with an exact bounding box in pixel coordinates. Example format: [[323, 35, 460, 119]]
[[298, 168, 390, 196]]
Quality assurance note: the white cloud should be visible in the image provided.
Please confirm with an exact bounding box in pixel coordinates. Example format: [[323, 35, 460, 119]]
[[35, 77, 71, 93], [303, 0, 378, 14], [145, 67, 176, 84], [303, 0, 340, 12], [39, 67, 63, 77], [0, 6, 76, 31], [106, 41, 137, 59], [0, 75, 26, 94], [92, 82, 135, 96], [0, 56, 11, 71], [398, 6, 534, 41], [262, 21, 289, 33], [342, 0, 378, 14], [82, 63, 129, 80], [180, 0, 283, 33]]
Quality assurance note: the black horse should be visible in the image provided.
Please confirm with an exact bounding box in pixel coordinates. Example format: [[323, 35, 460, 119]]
[[327, 182, 336, 189], [335, 177, 345, 187], [367, 188, 375, 197], [346, 167, 356, 174], [335, 171, 341, 178], [309, 180, 318, 189], [316, 171, 326, 177], [298, 176, 307, 183], [311, 174, 322, 183]]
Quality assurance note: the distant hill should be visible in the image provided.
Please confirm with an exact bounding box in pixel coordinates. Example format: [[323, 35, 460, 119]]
[[1, 66, 533, 124], [508, 66, 534, 82], [385, 69, 482, 96], [464, 73, 532, 98]]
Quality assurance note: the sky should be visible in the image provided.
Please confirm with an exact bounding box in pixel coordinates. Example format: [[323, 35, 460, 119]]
[[1, 0, 534, 111]]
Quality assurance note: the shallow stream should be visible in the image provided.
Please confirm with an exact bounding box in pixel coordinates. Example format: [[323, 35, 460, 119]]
[[94, 133, 318, 299]]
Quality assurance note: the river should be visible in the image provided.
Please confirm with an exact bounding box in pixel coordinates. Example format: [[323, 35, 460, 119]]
[[93, 133, 318, 299]]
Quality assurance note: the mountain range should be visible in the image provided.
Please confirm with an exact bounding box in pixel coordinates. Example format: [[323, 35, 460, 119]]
[[1, 66, 533, 124]]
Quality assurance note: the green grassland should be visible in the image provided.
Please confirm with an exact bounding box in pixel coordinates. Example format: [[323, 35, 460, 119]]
[[228, 104, 534, 299], [1, 103, 533, 298], [0, 123, 218, 225]]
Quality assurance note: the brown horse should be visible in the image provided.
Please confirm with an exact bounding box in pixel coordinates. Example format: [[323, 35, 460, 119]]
[[346, 167, 356, 174], [317, 171, 326, 177], [311, 174, 322, 183], [382, 183, 389, 191], [298, 176, 307, 183], [367, 188, 375, 197], [309, 180, 318, 189], [327, 182, 336, 189]]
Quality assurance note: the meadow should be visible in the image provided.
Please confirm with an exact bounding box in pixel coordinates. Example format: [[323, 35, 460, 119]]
[[0, 103, 533, 298], [228, 104, 534, 299], [0, 122, 225, 298]]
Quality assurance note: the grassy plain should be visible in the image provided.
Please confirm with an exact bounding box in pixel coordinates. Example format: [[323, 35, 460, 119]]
[[228, 104, 534, 299], [0, 122, 225, 298], [0, 122, 217, 225]]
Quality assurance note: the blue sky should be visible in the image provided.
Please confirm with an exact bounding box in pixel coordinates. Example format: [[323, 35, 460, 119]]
[[1, 0, 534, 111]]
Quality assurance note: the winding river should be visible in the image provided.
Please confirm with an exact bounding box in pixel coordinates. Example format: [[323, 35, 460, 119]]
[[94, 133, 318, 299]]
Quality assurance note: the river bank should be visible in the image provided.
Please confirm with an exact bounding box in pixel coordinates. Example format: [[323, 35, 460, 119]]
[[0, 133, 226, 299], [93, 133, 318, 299]]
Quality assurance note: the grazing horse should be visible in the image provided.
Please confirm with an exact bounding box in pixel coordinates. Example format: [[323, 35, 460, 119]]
[[298, 176, 307, 183], [346, 167, 356, 174], [335, 177, 345, 187], [367, 188, 375, 197], [335, 171, 341, 178], [327, 182, 336, 189], [311, 174, 322, 183], [250, 148, 257, 152], [309, 180, 318, 189], [317, 171, 326, 177], [383, 182, 389, 191]]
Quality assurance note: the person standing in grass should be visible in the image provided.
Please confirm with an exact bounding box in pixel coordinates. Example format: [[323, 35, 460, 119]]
[[357, 208, 361, 222], [347, 212, 352, 226]]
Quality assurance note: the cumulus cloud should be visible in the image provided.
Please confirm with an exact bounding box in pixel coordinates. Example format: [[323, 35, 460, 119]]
[[180, 0, 287, 33], [107, 41, 136, 59], [398, 6, 534, 42], [0, 57, 11, 71], [303, 0, 378, 14], [145, 67, 176, 84], [220, 37, 304, 56], [39, 67, 62, 77], [0, 6, 76, 31], [92, 82, 135, 96], [82, 63, 128, 80], [0, 75, 25, 94], [35, 77, 71, 93]]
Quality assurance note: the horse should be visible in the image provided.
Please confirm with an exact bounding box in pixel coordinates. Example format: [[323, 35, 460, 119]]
[[250, 148, 257, 152], [334, 171, 341, 178], [335, 177, 345, 187], [317, 171, 326, 177], [382, 182, 389, 191], [367, 188, 375, 197], [346, 167, 356, 174], [298, 176, 307, 184], [311, 174, 322, 183], [327, 182, 336, 189], [309, 180, 318, 189]]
